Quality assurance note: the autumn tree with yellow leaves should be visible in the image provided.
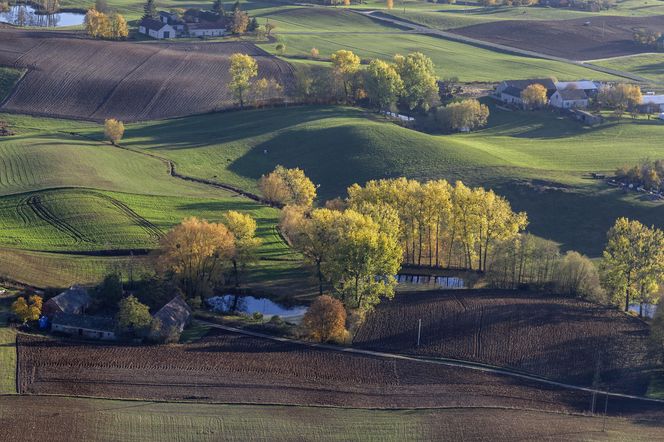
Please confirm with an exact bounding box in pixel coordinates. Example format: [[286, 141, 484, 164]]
[[156, 217, 235, 300], [229, 53, 258, 108], [225, 211, 262, 288], [520, 83, 548, 110], [330, 50, 361, 103], [259, 165, 317, 208], [85, 8, 128, 39], [302, 295, 348, 343], [11, 295, 42, 323], [104, 118, 124, 145]]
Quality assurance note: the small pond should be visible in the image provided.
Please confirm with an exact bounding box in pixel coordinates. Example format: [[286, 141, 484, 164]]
[[628, 303, 658, 319], [207, 294, 308, 323], [396, 274, 466, 289], [0, 4, 85, 27]]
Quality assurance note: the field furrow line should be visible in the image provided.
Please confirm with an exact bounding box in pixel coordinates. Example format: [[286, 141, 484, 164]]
[[26, 194, 90, 244]]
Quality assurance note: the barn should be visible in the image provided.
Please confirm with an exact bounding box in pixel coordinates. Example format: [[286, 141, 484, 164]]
[[150, 296, 191, 341], [550, 88, 589, 109], [138, 18, 177, 39], [42, 285, 91, 317], [51, 312, 117, 340]]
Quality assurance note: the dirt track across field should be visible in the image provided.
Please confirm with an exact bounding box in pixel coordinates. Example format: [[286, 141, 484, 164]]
[[0, 29, 295, 121], [451, 15, 664, 61]]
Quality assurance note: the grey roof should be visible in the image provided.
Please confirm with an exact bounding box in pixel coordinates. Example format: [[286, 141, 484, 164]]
[[557, 88, 588, 101], [502, 86, 523, 98], [47, 285, 91, 314], [504, 79, 557, 92], [52, 312, 116, 333], [153, 296, 191, 331], [140, 18, 169, 32]]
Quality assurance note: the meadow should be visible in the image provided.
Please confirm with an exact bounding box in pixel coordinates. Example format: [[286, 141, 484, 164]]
[[596, 54, 664, 84], [116, 104, 664, 255], [2, 396, 663, 441], [255, 8, 620, 82], [0, 67, 24, 104], [0, 113, 302, 290]]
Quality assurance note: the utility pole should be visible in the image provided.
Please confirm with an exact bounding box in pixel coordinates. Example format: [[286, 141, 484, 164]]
[[602, 390, 609, 432], [416, 318, 421, 347]]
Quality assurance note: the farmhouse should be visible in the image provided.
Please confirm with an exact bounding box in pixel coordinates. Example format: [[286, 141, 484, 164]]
[[494, 79, 557, 105], [138, 18, 177, 39], [641, 94, 664, 112], [550, 88, 589, 109], [555, 81, 599, 97], [139, 10, 230, 39], [42, 285, 91, 317], [151, 295, 191, 338], [51, 312, 116, 340]]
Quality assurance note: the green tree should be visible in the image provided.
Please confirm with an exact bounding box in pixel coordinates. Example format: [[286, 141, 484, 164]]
[[322, 208, 402, 311], [330, 50, 361, 103], [601, 218, 664, 312], [393, 52, 439, 111], [435, 99, 489, 132], [212, 0, 224, 15], [143, 0, 156, 19], [225, 211, 262, 288], [116, 295, 152, 337], [94, 273, 124, 311], [364, 59, 404, 112], [229, 53, 258, 108]]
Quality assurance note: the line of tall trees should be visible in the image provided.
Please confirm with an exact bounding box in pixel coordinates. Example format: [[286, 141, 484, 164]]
[[85, 8, 128, 39]]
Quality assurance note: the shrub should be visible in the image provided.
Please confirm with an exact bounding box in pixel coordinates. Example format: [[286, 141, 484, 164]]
[[555, 251, 605, 302], [435, 99, 489, 132], [302, 295, 348, 343], [252, 311, 264, 321]]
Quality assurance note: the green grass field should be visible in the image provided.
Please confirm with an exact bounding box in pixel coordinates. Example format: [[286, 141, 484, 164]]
[[0, 67, 24, 104], [0, 294, 16, 394], [255, 8, 619, 82], [116, 105, 664, 255], [1, 396, 663, 440], [595, 54, 664, 84], [0, 113, 303, 290]]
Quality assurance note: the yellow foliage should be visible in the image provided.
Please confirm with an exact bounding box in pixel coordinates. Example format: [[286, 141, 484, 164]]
[[259, 165, 317, 207], [104, 118, 125, 145], [229, 53, 258, 107], [156, 217, 235, 299], [386, 0, 394, 8], [302, 295, 348, 343], [85, 9, 127, 39], [11, 295, 42, 323], [520, 83, 548, 109], [310, 47, 320, 59]]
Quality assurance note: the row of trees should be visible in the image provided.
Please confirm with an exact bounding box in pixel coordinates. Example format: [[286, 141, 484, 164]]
[[597, 83, 643, 117], [229, 53, 283, 108], [345, 178, 528, 272], [85, 8, 128, 40]]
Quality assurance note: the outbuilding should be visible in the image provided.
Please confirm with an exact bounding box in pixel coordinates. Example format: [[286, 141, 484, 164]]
[[138, 18, 176, 39], [150, 295, 191, 340], [550, 88, 589, 109], [51, 312, 117, 340], [42, 285, 91, 317]]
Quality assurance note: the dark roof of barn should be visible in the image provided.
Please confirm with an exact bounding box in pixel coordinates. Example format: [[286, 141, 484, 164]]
[[52, 312, 116, 332], [501, 86, 523, 98], [47, 285, 91, 314], [153, 296, 191, 330], [557, 88, 588, 101], [504, 79, 557, 92], [140, 18, 168, 31]]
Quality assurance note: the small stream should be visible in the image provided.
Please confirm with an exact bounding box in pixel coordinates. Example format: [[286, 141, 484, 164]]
[[0, 4, 85, 27]]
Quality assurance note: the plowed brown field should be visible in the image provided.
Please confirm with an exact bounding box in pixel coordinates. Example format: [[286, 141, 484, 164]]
[[354, 290, 653, 395], [0, 29, 295, 121], [451, 15, 664, 60], [16, 330, 592, 411]]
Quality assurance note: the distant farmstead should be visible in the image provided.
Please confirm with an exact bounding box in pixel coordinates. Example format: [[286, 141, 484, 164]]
[[139, 10, 230, 40], [42, 285, 91, 317], [51, 312, 117, 340], [550, 88, 589, 109]]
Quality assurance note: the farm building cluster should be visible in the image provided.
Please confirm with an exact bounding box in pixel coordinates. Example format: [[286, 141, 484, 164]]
[[139, 10, 231, 39], [494, 79, 664, 118], [40, 285, 191, 341]]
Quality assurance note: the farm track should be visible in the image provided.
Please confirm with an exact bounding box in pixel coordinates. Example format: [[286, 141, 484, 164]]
[[25, 194, 91, 244]]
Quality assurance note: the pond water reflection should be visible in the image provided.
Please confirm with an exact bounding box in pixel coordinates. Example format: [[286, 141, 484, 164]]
[[0, 4, 85, 27], [207, 294, 308, 323]]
